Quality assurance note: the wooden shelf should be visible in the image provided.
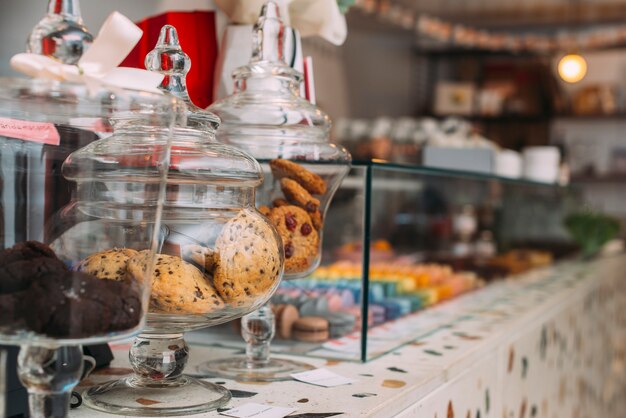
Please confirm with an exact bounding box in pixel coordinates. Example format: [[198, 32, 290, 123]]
[[553, 114, 626, 121], [572, 175, 626, 184], [424, 113, 550, 123]]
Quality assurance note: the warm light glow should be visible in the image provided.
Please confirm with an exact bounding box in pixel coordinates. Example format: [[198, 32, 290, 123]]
[[558, 53, 587, 83]]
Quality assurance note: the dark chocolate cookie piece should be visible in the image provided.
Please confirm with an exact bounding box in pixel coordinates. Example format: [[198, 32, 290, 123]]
[[0, 293, 21, 327], [0, 241, 57, 265], [24, 271, 142, 338], [0, 257, 68, 294]]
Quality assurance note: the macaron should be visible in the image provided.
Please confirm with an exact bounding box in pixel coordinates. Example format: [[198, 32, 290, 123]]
[[385, 297, 412, 316], [273, 303, 300, 339], [293, 316, 329, 342], [299, 297, 328, 317], [344, 306, 373, 327], [323, 312, 356, 339], [370, 304, 386, 324], [326, 293, 343, 312], [339, 289, 355, 308], [378, 300, 403, 321]]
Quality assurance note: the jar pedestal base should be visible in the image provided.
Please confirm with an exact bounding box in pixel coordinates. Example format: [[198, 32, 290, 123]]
[[83, 375, 231, 416], [197, 357, 314, 382]]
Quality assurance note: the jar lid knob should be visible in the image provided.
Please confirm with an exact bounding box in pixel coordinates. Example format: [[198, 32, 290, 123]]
[[145, 25, 192, 102], [27, 0, 93, 65], [251, 1, 285, 64], [145, 24, 221, 131]]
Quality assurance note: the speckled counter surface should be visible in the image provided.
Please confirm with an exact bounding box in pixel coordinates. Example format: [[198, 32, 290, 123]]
[[70, 255, 626, 418]]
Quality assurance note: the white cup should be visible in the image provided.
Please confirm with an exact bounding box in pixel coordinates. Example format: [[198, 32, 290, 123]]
[[495, 150, 522, 178], [522, 146, 560, 183]]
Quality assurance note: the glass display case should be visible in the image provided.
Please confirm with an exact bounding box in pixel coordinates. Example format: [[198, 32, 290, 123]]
[[190, 161, 580, 362]]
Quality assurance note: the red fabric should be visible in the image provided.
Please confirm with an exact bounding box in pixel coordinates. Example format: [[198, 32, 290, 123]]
[[121, 11, 218, 108]]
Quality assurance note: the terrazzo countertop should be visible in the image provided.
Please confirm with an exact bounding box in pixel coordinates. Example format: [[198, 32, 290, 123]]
[[70, 255, 626, 418]]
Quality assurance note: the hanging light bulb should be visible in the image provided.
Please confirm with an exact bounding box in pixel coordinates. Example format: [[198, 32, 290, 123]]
[[558, 53, 587, 83]]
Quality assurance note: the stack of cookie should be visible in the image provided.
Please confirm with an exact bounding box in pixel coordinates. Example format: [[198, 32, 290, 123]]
[[76, 209, 282, 315], [260, 159, 327, 274]]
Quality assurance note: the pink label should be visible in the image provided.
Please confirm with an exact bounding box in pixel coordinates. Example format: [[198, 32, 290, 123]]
[[0, 117, 60, 146]]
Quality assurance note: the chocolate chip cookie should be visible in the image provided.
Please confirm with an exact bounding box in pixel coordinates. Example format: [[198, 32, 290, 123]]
[[213, 210, 282, 304], [127, 251, 224, 314], [182, 244, 217, 275], [75, 248, 139, 282], [268, 205, 319, 273], [269, 159, 327, 195]]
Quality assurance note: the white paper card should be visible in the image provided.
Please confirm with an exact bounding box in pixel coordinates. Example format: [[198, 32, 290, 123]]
[[219, 403, 296, 418], [290, 368, 356, 387]]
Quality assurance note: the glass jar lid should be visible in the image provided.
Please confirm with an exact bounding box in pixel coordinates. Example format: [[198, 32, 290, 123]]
[[0, 77, 176, 127], [112, 24, 264, 190], [209, 2, 348, 163], [145, 24, 221, 133]]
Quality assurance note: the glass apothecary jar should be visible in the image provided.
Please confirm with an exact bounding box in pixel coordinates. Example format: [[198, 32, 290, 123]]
[[80, 34, 285, 412], [196, 2, 351, 382], [0, 77, 179, 417], [209, 2, 351, 279]]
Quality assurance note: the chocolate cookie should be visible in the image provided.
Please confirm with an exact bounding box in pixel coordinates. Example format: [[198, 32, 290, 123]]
[[0, 257, 67, 294], [75, 248, 139, 282], [182, 244, 217, 275], [127, 251, 224, 314], [0, 241, 57, 265], [280, 178, 320, 212], [213, 210, 282, 304], [269, 159, 327, 195], [0, 293, 21, 327], [24, 270, 142, 338], [268, 205, 319, 273]]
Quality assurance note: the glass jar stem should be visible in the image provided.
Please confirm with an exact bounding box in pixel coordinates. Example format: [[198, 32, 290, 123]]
[[129, 333, 189, 384], [29, 392, 72, 418], [18, 345, 83, 418], [241, 304, 275, 367]]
